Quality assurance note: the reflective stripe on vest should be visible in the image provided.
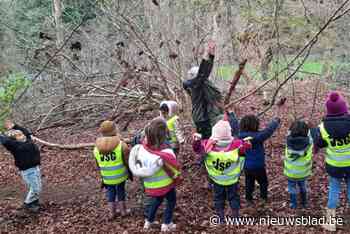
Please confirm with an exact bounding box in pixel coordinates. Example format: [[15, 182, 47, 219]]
[[205, 149, 243, 186], [143, 168, 174, 189], [319, 123, 350, 167], [284, 146, 312, 179], [167, 115, 179, 143], [94, 143, 128, 185]]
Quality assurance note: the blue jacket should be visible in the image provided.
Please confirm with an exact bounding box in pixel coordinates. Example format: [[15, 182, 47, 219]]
[[314, 114, 350, 178], [239, 120, 279, 170]]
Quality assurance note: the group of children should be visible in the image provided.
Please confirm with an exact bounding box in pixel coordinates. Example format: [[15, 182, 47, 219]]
[[0, 41, 349, 233], [95, 90, 350, 232], [92, 89, 350, 232], [1, 90, 350, 232]]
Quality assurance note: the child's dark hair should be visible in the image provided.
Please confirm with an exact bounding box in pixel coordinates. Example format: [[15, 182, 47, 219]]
[[159, 104, 169, 113], [240, 115, 260, 132], [145, 117, 168, 148], [289, 120, 309, 137]]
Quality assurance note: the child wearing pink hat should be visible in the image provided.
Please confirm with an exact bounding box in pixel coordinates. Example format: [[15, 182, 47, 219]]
[[314, 91, 350, 231], [193, 119, 251, 223]]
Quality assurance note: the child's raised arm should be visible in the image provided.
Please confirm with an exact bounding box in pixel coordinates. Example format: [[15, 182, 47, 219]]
[[253, 118, 280, 143]]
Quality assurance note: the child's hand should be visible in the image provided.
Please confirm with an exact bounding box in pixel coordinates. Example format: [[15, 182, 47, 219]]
[[273, 117, 281, 125], [207, 40, 216, 55], [4, 120, 14, 130], [243, 136, 253, 142], [192, 133, 202, 141]]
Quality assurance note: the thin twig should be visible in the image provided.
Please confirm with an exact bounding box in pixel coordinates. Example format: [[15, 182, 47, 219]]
[[227, 0, 350, 110], [12, 13, 91, 107], [309, 78, 321, 122], [257, 0, 350, 116]]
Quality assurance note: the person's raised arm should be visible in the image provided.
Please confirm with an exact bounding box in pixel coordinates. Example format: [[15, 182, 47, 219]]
[[252, 118, 280, 144], [5, 120, 32, 140], [196, 41, 215, 82], [183, 41, 216, 90], [0, 134, 17, 152]]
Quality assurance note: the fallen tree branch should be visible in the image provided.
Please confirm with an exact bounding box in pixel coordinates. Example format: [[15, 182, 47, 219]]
[[35, 102, 67, 133], [32, 136, 95, 149]]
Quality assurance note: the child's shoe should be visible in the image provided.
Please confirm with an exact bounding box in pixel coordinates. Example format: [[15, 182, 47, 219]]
[[161, 223, 176, 232], [143, 220, 159, 230], [108, 202, 116, 221], [120, 201, 132, 217], [143, 220, 152, 230]]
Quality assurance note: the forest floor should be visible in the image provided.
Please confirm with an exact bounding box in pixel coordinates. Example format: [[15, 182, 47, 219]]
[[1, 80, 350, 233]]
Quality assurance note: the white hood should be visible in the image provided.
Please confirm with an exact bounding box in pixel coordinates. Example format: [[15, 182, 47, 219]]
[[129, 145, 175, 177]]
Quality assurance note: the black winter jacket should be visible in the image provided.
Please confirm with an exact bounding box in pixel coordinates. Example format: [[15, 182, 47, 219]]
[[0, 125, 40, 171], [183, 55, 223, 123], [314, 114, 350, 178]]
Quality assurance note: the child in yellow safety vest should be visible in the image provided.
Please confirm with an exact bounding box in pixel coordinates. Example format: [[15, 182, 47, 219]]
[[159, 101, 185, 155], [284, 120, 313, 209], [94, 121, 132, 221], [129, 117, 181, 232], [193, 120, 251, 223], [313, 91, 350, 232]]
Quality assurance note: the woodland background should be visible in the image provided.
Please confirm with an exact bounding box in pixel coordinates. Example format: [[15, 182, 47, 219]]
[[1, 0, 350, 233]]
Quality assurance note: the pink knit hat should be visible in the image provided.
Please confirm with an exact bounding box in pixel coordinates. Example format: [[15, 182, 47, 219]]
[[325, 91, 348, 116], [210, 120, 233, 141]]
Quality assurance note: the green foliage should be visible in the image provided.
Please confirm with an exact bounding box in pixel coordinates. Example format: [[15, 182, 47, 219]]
[[62, 0, 97, 23], [0, 72, 30, 129], [13, 0, 52, 43], [217, 59, 350, 81]]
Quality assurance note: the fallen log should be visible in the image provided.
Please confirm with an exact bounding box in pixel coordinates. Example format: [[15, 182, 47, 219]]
[[32, 136, 133, 150], [32, 136, 95, 149]]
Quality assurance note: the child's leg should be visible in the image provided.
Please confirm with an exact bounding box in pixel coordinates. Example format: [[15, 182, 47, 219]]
[[298, 180, 308, 208], [256, 168, 268, 201], [20, 166, 42, 211], [145, 195, 164, 223], [163, 188, 176, 225], [213, 183, 226, 222], [327, 176, 342, 209], [105, 185, 117, 219], [287, 180, 297, 209], [346, 176, 350, 207], [244, 170, 255, 203], [116, 181, 129, 215], [227, 183, 240, 217]]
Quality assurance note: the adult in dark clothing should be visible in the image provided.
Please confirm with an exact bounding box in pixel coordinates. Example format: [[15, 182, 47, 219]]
[[0, 120, 41, 213], [238, 115, 280, 206], [183, 41, 234, 139], [312, 92, 350, 232]]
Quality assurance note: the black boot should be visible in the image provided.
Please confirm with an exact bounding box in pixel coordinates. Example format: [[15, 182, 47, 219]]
[[27, 200, 40, 213]]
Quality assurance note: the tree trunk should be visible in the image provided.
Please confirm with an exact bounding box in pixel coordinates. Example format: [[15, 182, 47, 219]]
[[53, 0, 69, 97]]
